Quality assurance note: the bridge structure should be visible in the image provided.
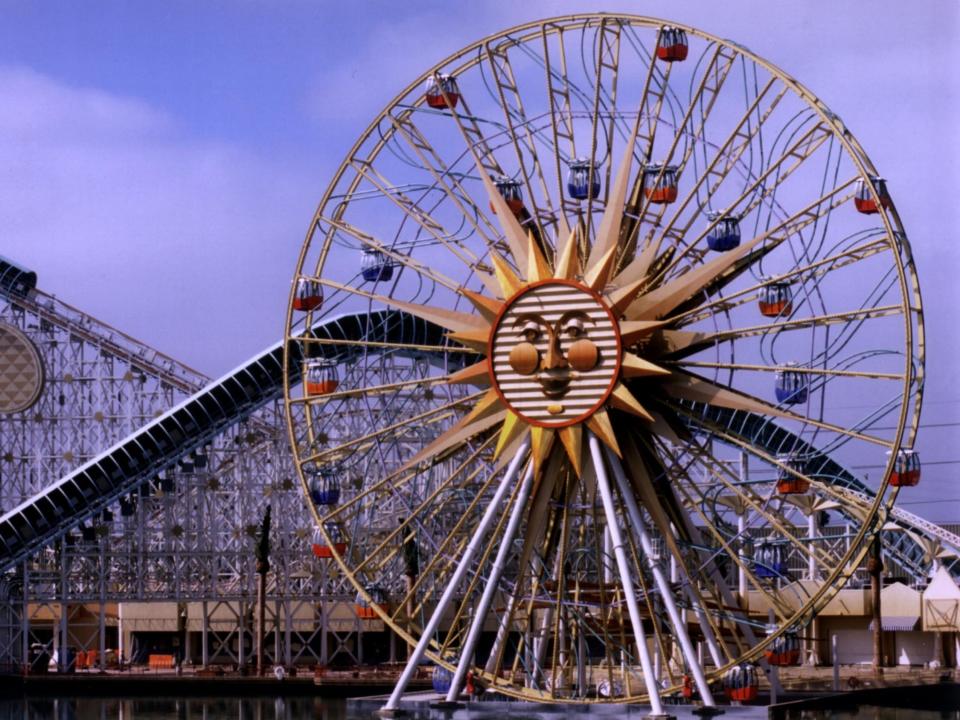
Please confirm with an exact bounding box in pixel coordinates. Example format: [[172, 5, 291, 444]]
[[0, 260, 956, 674]]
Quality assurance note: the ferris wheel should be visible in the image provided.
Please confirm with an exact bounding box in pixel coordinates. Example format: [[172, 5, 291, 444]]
[[283, 14, 924, 708]]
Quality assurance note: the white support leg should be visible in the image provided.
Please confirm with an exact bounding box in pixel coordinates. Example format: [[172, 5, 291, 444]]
[[807, 512, 817, 581], [444, 463, 536, 703], [604, 446, 717, 709], [588, 433, 669, 718], [379, 439, 531, 715], [674, 499, 784, 698]]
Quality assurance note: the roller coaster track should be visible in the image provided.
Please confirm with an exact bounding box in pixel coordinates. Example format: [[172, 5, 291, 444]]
[[0, 310, 949, 583], [0, 310, 444, 573], [691, 404, 954, 581]]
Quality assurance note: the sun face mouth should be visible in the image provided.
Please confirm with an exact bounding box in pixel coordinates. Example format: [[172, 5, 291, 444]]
[[537, 370, 572, 398]]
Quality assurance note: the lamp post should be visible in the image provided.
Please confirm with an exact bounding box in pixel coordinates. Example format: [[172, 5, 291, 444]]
[[255, 505, 272, 677]]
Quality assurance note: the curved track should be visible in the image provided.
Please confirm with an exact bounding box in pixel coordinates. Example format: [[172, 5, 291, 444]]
[[0, 312, 951, 583]]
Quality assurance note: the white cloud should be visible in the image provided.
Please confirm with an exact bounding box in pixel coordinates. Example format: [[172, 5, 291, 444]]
[[0, 66, 316, 374]]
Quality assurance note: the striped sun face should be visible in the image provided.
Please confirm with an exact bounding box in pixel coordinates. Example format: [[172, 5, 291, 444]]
[[489, 280, 621, 428]]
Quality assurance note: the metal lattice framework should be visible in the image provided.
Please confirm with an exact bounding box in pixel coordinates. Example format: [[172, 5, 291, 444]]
[[0, 290, 430, 670], [284, 13, 925, 708]]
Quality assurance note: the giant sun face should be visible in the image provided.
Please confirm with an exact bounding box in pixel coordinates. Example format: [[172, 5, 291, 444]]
[[489, 280, 621, 428]]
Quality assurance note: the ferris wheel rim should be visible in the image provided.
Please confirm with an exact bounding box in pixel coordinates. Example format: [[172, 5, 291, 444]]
[[283, 13, 924, 703]]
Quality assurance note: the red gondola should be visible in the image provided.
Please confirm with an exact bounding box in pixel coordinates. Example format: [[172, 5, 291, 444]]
[[311, 522, 347, 559], [657, 26, 689, 62], [491, 175, 524, 215], [764, 627, 801, 666], [292, 278, 323, 312], [354, 585, 388, 619], [759, 279, 793, 318], [889, 448, 921, 487], [304, 359, 339, 396], [425, 74, 460, 110], [643, 164, 678, 204], [776, 454, 810, 495], [854, 176, 891, 214], [723, 663, 759, 703]]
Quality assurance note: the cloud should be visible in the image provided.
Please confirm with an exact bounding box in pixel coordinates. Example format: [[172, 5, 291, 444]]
[[0, 66, 316, 374]]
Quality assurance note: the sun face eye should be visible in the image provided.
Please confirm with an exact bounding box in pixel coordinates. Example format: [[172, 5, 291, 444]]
[[519, 322, 541, 343], [564, 319, 585, 338]]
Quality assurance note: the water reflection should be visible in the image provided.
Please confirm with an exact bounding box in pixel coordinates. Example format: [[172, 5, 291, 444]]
[[0, 697, 346, 720], [0, 698, 956, 720]]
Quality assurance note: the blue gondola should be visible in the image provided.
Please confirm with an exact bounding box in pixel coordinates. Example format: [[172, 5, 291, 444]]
[[307, 465, 340, 506], [432, 664, 454, 693], [706, 213, 741, 251], [361, 249, 394, 283], [754, 542, 786, 579], [775, 363, 807, 404], [567, 158, 601, 200]]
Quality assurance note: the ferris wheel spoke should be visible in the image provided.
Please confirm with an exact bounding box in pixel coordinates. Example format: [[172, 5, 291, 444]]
[[301, 389, 484, 465], [660, 373, 894, 448], [290, 374, 452, 405], [633, 43, 739, 235], [653, 75, 785, 248], [652, 439, 799, 614], [316, 215, 465, 293], [345, 437, 498, 578], [644, 124, 843, 282], [386, 111, 505, 254], [673, 440, 838, 573], [625, 178, 858, 320], [298, 334, 479, 356], [581, 18, 622, 240], [651, 306, 901, 362], [346, 158, 485, 267], [541, 25, 579, 234], [666, 235, 895, 327], [439, 98, 534, 270], [674, 360, 903, 382], [393, 456, 515, 619], [484, 38, 558, 245]]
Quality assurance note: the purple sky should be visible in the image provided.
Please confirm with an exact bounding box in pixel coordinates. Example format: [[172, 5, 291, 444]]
[[0, 1, 957, 517]]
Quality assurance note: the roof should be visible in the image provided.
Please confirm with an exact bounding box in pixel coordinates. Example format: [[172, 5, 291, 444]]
[[868, 615, 920, 631]]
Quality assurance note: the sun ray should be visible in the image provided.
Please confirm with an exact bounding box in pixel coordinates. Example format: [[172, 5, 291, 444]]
[[625, 236, 763, 319], [585, 408, 621, 457], [659, 372, 799, 420], [495, 410, 529, 459], [530, 425, 556, 476], [618, 320, 666, 346], [609, 382, 655, 422], [526, 230, 553, 282], [463, 388, 505, 424], [447, 328, 490, 352], [448, 361, 492, 386], [558, 424, 583, 476], [460, 288, 504, 322], [585, 116, 639, 283], [621, 352, 670, 378], [553, 224, 581, 280], [489, 251, 524, 297], [584, 240, 620, 291]]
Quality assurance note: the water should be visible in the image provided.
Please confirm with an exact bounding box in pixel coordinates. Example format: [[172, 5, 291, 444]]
[[0, 697, 956, 720]]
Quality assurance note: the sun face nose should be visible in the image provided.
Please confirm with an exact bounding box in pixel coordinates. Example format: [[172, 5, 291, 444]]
[[542, 326, 568, 370]]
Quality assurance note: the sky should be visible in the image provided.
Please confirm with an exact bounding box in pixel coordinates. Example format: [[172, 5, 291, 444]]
[[0, 1, 957, 517]]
